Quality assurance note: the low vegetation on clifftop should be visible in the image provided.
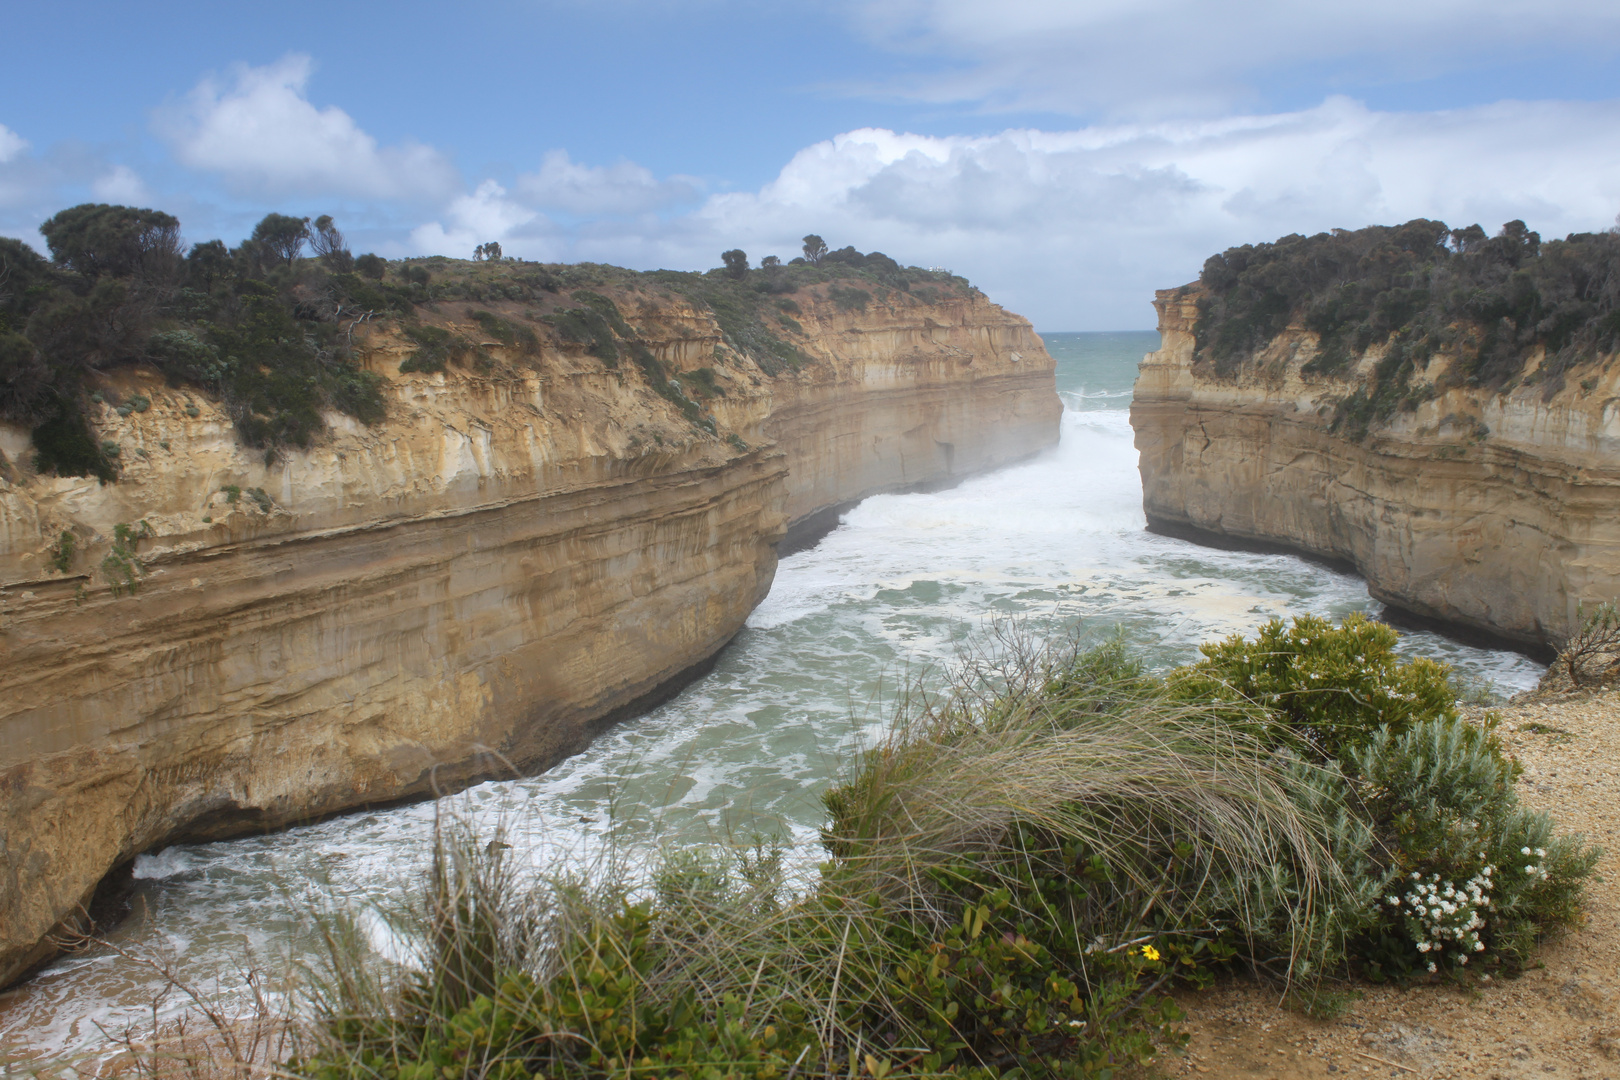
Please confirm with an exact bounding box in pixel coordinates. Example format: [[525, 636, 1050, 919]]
[[1188, 218, 1620, 437], [268, 617, 1595, 1080], [0, 205, 978, 479]]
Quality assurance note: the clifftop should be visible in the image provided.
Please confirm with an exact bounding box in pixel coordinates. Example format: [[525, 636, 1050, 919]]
[[1182, 219, 1620, 441]]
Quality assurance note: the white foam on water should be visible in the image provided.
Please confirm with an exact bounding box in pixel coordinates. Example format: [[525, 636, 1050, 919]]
[[2, 365, 1546, 1058]]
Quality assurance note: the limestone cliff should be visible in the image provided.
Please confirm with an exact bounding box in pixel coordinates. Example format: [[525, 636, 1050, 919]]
[[1132, 286, 1620, 654], [0, 278, 1059, 986]]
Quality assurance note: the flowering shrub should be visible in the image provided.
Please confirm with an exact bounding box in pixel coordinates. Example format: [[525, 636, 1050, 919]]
[[1350, 715, 1599, 975], [1386, 870, 1492, 972]]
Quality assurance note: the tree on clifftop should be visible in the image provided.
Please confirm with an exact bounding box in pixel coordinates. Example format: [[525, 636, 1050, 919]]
[[802, 234, 827, 264], [39, 204, 182, 281], [250, 213, 310, 267], [722, 249, 749, 278]]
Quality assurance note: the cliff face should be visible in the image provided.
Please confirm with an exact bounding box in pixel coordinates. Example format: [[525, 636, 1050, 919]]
[[1132, 287, 1620, 653], [0, 284, 1059, 986]]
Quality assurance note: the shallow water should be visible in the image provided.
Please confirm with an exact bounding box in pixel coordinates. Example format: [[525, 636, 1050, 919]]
[[0, 331, 1545, 1057]]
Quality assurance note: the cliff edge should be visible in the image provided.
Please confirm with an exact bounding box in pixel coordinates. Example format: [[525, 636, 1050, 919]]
[[1132, 220, 1620, 656], [0, 258, 1059, 986]]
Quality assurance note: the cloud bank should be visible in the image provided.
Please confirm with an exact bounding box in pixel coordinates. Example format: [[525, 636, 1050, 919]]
[[412, 96, 1620, 328]]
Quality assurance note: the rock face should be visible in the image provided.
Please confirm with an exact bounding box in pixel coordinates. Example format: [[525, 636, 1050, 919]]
[[1132, 286, 1620, 655], [0, 285, 1059, 987]]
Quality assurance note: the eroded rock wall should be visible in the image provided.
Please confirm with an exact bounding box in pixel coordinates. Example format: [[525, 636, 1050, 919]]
[[0, 285, 1058, 986], [1131, 287, 1620, 653]]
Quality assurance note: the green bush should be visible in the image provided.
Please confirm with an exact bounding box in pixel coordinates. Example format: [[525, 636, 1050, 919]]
[[1348, 717, 1599, 976], [32, 397, 116, 481], [1174, 612, 1599, 979], [399, 325, 488, 375], [47, 530, 76, 573], [830, 286, 871, 312], [100, 520, 150, 597], [542, 307, 619, 365], [1175, 612, 1456, 759]]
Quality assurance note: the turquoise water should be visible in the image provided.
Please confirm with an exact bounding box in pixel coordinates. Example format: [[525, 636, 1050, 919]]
[[0, 331, 1545, 1054]]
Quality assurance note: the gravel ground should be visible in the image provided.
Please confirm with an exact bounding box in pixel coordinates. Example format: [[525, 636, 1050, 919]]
[[1164, 687, 1620, 1080]]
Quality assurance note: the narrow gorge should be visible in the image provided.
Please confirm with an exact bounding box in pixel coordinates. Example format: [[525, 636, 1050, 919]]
[[1131, 220, 1620, 657], [0, 264, 1059, 988]]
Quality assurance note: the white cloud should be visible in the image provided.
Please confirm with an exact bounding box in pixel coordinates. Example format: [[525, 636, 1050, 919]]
[[157, 54, 459, 201], [542, 97, 1620, 328], [410, 179, 549, 259], [90, 164, 150, 204], [0, 124, 27, 164], [514, 150, 701, 215], [842, 0, 1620, 117]]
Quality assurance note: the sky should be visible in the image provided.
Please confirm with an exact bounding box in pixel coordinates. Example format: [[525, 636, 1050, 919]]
[[4, 1, 1620, 330]]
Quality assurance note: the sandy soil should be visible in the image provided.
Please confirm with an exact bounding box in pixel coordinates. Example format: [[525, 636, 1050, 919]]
[[1164, 687, 1620, 1080]]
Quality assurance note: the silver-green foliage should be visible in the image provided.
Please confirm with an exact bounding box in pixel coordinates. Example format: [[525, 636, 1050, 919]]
[[1349, 715, 1599, 974]]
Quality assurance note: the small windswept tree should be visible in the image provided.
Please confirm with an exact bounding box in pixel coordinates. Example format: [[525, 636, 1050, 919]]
[[354, 253, 387, 280], [801, 234, 827, 264], [250, 213, 310, 266], [721, 249, 748, 279], [1557, 602, 1620, 688], [760, 255, 781, 269], [38, 204, 182, 280], [474, 241, 503, 262], [310, 215, 351, 270]]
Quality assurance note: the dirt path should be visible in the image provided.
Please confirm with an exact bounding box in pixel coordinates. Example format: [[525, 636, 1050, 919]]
[[1164, 689, 1620, 1080]]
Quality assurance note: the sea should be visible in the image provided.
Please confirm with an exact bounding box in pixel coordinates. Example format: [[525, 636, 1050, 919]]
[[0, 331, 1545, 1058]]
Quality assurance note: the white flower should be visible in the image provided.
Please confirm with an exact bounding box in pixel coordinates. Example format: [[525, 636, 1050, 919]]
[[1525, 866, 1535, 874], [1473, 941, 1485, 951], [1427, 962, 1438, 973], [1522, 847, 1532, 856], [1535, 848, 1546, 858], [1458, 955, 1468, 965], [1416, 941, 1431, 952]]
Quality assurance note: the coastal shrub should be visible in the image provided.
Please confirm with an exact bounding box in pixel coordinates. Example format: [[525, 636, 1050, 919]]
[[48, 530, 76, 573], [1175, 612, 1600, 978], [32, 397, 117, 480], [830, 286, 871, 312], [1175, 612, 1457, 759], [399, 324, 484, 375], [1553, 600, 1620, 688], [542, 307, 619, 365], [100, 520, 151, 597], [1348, 717, 1599, 976]]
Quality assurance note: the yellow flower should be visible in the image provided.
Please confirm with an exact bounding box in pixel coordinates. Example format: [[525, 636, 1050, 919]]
[[1140, 944, 1161, 961]]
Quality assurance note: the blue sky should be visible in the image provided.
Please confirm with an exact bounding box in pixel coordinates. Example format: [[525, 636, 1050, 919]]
[[5, 0, 1620, 329]]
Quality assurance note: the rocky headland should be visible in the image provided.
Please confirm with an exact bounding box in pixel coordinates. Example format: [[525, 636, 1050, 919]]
[[0, 254, 1059, 987], [1131, 220, 1620, 656]]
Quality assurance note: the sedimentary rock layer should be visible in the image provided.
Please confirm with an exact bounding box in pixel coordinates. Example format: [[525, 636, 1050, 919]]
[[1132, 287, 1620, 653], [0, 286, 1059, 986]]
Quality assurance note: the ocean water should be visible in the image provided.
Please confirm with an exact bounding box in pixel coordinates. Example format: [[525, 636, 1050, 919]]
[[0, 331, 1545, 1057]]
